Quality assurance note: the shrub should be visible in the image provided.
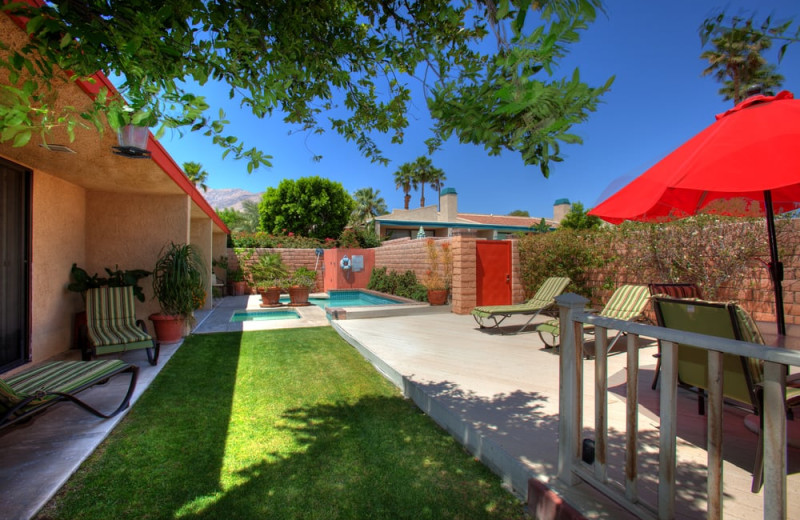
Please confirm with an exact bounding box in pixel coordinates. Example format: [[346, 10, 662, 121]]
[[367, 267, 427, 302]]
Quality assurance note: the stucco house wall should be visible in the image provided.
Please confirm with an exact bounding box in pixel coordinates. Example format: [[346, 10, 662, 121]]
[[32, 172, 87, 363]]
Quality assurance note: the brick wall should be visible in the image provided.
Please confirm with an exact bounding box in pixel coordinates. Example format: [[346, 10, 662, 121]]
[[227, 232, 800, 325], [226, 248, 323, 293]]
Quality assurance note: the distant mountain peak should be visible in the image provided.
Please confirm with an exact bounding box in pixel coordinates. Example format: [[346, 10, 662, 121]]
[[204, 188, 262, 211]]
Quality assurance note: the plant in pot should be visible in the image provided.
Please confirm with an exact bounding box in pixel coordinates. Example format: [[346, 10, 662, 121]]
[[248, 253, 288, 307], [228, 266, 248, 296], [286, 267, 317, 306], [421, 239, 452, 305], [150, 242, 206, 343]]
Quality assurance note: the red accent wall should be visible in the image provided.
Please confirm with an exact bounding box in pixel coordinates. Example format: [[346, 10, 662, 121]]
[[323, 249, 375, 291]]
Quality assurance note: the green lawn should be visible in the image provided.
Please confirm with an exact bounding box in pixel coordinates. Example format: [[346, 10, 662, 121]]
[[37, 327, 529, 519]]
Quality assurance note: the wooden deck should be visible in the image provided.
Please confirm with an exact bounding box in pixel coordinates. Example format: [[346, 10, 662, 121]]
[[332, 312, 800, 519]]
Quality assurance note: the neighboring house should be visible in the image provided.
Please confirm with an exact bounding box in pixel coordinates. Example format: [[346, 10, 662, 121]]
[[372, 188, 571, 240], [0, 13, 229, 372]]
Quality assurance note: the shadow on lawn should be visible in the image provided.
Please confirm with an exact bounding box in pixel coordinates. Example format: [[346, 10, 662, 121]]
[[183, 394, 529, 519]]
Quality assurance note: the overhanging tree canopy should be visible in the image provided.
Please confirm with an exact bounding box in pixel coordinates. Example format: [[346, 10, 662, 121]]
[[0, 0, 612, 176]]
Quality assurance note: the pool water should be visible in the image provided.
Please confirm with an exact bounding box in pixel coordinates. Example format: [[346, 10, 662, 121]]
[[230, 309, 300, 322], [280, 290, 403, 309]]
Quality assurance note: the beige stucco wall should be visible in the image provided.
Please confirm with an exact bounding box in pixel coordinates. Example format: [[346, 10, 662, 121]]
[[86, 192, 190, 320], [190, 217, 213, 310], [31, 171, 86, 363]]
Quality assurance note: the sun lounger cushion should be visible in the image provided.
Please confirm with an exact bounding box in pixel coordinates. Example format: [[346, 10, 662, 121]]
[[85, 287, 158, 365], [471, 276, 571, 318]]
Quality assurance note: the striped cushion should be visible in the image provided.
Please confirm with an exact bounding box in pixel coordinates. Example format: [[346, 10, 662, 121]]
[[2, 360, 129, 408], [86, 287, 151, 347], [471, 276, 570, 317], [599, 285, 650, 321], [648, 283, 703, 300]]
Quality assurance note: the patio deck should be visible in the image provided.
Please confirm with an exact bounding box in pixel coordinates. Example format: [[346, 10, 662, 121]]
[[1, 301, 798, 519]]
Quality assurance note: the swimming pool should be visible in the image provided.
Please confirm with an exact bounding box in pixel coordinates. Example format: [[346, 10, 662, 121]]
[[280, 289, 406, 309], [230, 309, 301, 322]]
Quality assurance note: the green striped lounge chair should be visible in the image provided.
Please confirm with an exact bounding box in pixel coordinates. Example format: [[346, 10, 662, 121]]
[[0, 360, 138, 430], [85, 286, 159, 365], [471, 277, 571, 335], [536, 284, 651, 357]]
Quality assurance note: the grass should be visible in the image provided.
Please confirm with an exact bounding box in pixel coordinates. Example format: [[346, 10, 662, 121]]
[[37, 327, 529, 519]]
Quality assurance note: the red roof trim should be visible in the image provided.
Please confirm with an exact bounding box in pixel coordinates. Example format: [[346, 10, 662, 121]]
[[5, 2, 230, 234]]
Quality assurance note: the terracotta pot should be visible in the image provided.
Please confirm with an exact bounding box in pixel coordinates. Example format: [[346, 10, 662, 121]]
[[427, 289, 449, 305], [149, 313, 185, 344], [288, 286, 311, 306], [259, 287, 282, 307], [231, 281, 248, 296]]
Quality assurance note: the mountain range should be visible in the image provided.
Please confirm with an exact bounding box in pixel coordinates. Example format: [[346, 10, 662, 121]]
[[203, 188, 262, 211]]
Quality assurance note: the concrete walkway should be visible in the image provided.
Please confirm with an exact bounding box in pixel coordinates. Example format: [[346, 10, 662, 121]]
[[2, 299, 798, 519]]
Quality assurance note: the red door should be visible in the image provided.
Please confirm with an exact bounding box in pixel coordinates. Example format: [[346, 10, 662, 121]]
[[476, 241, 511, 306]]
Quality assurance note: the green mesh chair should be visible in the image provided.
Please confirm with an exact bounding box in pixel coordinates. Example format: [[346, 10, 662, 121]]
[[85, 286, 159, 365], [471, 277, 571, 335], [652, 296, 800, 492], [0, 360, 138, 430], [535, 284, 651, 356]]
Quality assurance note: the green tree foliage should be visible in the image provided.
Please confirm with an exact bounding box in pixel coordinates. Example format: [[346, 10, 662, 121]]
[[259, 177, 354, 240], [558, 201, 602, 230], [701, 13, 800, 67], [216, 207, 247, 232], [240, 200, 261, 233], [0, 0, 610, 176], [351, 187, 388, 226], [508, 209, 530, 216], [533, 217, 550, 232], [700, 19, 784, 104], [182, 161, 209, 192]]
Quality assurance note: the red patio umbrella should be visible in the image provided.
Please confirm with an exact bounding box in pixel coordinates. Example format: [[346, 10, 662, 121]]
[[589, 90, 800, 336]]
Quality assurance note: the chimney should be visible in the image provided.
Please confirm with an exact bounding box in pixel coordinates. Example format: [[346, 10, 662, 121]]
[[440, 187, 458, 222], [553, 198, 571, 223]]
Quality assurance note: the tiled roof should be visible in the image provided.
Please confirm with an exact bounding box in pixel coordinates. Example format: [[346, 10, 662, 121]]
[[458, 213, 553, 227]]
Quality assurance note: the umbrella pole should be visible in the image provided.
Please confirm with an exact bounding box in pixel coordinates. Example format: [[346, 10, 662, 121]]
[[764, 191, 786, 336]]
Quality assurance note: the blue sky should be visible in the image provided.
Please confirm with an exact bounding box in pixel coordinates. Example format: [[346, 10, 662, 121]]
[[159, 1, 800, 221]]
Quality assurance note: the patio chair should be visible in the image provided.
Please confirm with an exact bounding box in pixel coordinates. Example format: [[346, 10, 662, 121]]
[[471, 276, 571, 335], [652, 296, 800, 492], [648, 283, 704, 389], [85, 286, 160, 366], [535, 284, 651, 357], [0, 359, 138, 430]]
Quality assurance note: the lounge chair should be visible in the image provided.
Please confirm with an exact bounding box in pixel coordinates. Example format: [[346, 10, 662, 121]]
[[648, 283, 704, 389], [0, 359, 138, 430], [535, 284, 651, 357], [652, 296, 800, 492], [471, 276, 571, 334], [85, 286, 160, 365]]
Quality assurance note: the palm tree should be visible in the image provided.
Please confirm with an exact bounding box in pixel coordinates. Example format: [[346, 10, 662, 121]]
[[701, 22, 784, 105], [410, 156, 446, 208], [351, 187, 388, 225], [240, 199, 261, 232], [393, 163, 417, 210], [182, 161, 210, 192]]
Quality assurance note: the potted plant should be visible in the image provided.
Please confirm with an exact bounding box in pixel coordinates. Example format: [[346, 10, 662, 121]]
[[286, 267, 317, 306], [248, 253, 288, 307], [150, 242, 206, 343], [421, 239, 452, 305], [228, 266, 248, 296]]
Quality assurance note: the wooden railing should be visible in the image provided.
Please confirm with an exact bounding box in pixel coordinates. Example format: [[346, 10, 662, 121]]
[[554, 293, 800, 520]]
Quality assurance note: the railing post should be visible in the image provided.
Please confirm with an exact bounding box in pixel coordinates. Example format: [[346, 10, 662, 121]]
[[707, 350, 724, 519], [763, 361, 787, 520], [658, 340, 678, 520], [557, 293, 589, 486]]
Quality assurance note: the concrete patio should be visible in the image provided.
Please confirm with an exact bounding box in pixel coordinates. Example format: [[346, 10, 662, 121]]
[[1, 297, 798, 519]]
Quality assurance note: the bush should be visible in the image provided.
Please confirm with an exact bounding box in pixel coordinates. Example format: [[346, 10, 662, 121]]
[[338, 227, 382, 248], [518, 229, 615, 300], [231, 231, 336, 249], [367, 267, 427, 302]]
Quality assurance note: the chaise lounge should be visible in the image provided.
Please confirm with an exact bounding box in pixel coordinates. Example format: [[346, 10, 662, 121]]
[[0, 359, 138, 430], [471, 276, 571, 335]]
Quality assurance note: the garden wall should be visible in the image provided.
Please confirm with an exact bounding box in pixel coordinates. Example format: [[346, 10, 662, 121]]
[[226, 229, 800, 326]]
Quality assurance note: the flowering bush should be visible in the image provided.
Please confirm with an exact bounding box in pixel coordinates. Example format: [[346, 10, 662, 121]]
[[231, 232, 335, 249]]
